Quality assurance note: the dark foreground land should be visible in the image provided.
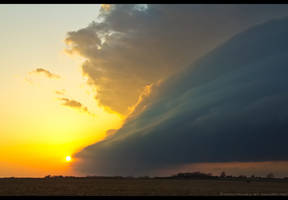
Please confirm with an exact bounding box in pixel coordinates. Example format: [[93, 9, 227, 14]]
[[0, 177, 288, 196]]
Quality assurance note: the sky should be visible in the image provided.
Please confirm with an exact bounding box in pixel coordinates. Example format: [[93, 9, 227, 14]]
[[1, 4, 288, 178], [0, 4, 123, 177]]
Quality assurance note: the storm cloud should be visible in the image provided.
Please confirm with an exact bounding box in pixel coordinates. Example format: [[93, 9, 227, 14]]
[[73, 17, 288, 176], [65, 4, 288, 115]]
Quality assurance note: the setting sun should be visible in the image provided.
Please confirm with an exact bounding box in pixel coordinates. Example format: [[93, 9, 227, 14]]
[[65, 156, 72, 162]]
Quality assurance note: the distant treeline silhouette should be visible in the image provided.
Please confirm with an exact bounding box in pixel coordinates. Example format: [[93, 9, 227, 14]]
[[42, 171, 288, 181]]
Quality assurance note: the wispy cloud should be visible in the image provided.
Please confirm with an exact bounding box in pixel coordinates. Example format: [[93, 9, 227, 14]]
[[59, 97, 93, 116], [31, 68, 61, 79], [55, 89, 66, 95]]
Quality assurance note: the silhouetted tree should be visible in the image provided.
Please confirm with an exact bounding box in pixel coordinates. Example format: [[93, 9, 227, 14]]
[[44, 175, 51, 179], [266, 173, 274, 179], [220, 171, 226, 178], [238, 175, 247, 179], [173, 171, 213, 179]]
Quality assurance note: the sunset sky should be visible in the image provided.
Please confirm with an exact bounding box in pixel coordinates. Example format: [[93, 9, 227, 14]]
[[0, 4, 123, 177], [1, 4, 288, 178]]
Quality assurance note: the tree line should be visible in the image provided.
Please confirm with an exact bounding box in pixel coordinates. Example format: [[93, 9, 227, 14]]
[[42, 171, 288, 181]]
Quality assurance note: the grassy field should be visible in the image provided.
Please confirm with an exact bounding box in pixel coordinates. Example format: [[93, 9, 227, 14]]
[[0, 177, 288, 196]]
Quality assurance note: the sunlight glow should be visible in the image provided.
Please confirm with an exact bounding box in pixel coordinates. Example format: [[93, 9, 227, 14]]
[[65, 156, 72, 162]]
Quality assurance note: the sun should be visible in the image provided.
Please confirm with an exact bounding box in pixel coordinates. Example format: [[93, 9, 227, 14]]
[[65, 156, 72, 162]]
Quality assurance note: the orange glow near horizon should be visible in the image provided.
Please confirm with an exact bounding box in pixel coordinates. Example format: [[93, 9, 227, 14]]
[[0, 46, 125, 177], [0, 78, 124, 177]]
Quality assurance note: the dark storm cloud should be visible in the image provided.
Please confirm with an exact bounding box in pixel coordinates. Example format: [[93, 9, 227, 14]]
[[73, 17, 288, 176], [32, 68, 60, 79], [65, 4, 288, 115]]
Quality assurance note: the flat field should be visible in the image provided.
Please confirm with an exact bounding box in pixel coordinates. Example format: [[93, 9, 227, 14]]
[[0, 178, 287, 196]]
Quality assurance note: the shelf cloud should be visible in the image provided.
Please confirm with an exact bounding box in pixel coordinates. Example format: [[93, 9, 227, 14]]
[[73, 16, 288, 176]]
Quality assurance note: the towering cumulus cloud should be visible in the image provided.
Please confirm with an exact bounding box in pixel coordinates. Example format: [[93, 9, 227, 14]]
[[65, 4, 288, 115], [73, 17, 288, 176]]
